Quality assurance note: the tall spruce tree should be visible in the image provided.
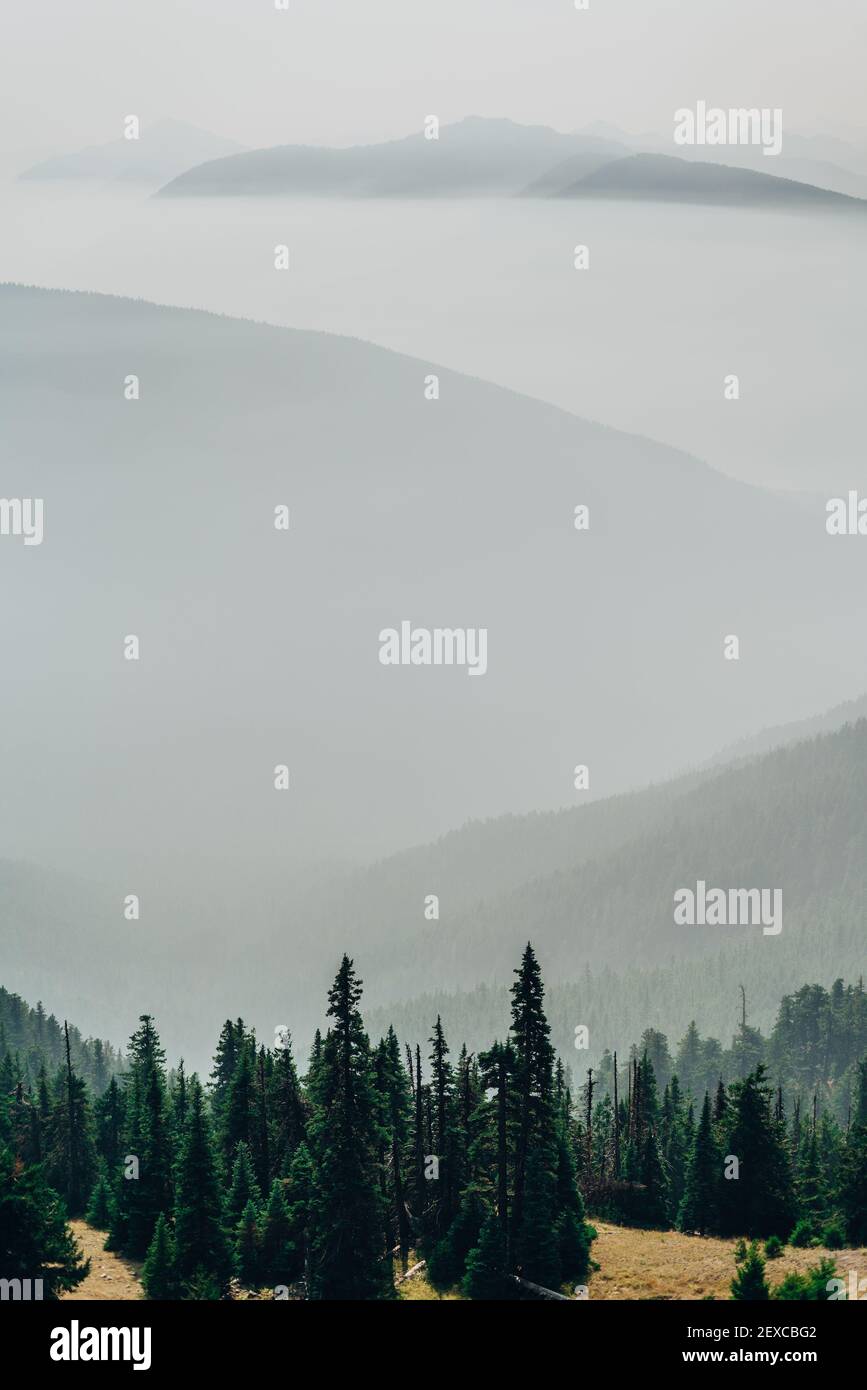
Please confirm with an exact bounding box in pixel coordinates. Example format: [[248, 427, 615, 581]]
[[108, 1016, 172, 1258], [427, 1016, 458, 1244], [258, 1178, 295, 1288], [269, 1028, 306, 1178], [224, 1139, 262, 1233], [678, 1093, 721, 1234], [46, 1036, 98, 1217], [840, 1058, 867, 1243], [509, 943, 556, 1244], [173, 1075, 230, 1293], [718, 1066, 795, 1238], [307, 957, 392, 1300], [142, 1212, 177, 1300], [372, 1027, 412, 1269]]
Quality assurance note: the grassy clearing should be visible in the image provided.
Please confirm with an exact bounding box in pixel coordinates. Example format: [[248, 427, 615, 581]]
[[588, 1220, 867, 1300]]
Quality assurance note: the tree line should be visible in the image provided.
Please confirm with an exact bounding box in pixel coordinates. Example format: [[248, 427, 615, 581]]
[[1, 949, 865, 1299]]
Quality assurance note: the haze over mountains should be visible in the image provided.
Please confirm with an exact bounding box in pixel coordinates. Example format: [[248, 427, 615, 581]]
[[18, 118, 243, 186], [152, 116, 867, 210], [2, 285, 867, 1069], [155, 117, 627, 199]]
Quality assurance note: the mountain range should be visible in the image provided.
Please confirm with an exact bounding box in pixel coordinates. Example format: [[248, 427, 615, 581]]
[[152, 116, 867, 210], [2, 285, 866, 1069], [154, 116, 626, 198]]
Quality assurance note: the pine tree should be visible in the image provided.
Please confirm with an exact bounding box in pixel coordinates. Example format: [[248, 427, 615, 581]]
[[94, 1075, 124, 1173], [661, 1075, 692, 1218], [141, 1212, 177, 1300], [795, 1127, 826, 1234], [220, 1042, 255, 1175], [427, 1016, 458, 1244], [85, 1160, 113, 1229], [554, 1123, 594, 1282], [637, 1125, 671, 1228], [372, 1027, 412, 1268], [676, 1021, 703, 1098], [509, 945, 556, 1233], [730, 1242, 770, 1300], [269, 1029, 306, 1177], [840, 1058, 867, 1243], [515, 1146, 561, 1289], [462, 1211, 514, 1300], [234, 1199, 262, 1288], [251, 1045, 272, 1192], [475, 1040, 514, 1242], [108, 1015, 173, 1258], [307, 957, 392, 1300], [169, 1060, 188, 1147], [719, 1067, 795, 1238], [0, 1139, 89, 1298], [209, 1020, 241, 1123], [427, 1189, 486, 1289], [224, 1139, 262, 1233], [45, 1024, 98, 1216], [258, 1179, 295, 1288], [284, 1141, 315, 1282], [173, 1076, 230, 1293], [679, 1093, 722, 1235]]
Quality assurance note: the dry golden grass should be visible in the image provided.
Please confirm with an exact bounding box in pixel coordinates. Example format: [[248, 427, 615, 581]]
[[588, 1221, 867, 1300], [61, 1221, 867, 1302], [394, 1251, 462, 1299]]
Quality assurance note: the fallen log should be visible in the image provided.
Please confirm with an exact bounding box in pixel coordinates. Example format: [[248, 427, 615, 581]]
[[395, 1259, 427, 1286], [510, 1275, 574, 1301]]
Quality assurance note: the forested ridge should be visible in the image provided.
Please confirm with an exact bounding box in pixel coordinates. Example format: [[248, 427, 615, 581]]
[[2, 952, 865, 1300], [0, 987, 122, 1093]]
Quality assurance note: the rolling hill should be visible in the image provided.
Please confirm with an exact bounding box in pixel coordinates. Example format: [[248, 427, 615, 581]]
[[550, 154, 867, 210]]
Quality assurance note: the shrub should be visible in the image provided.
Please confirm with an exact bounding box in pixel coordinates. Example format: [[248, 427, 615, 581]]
[[730, 1242, 770, 1301], [820, 1218, 846, 1250], [789, 1218, 819, 1248], [773, 1258, 838, 1301]]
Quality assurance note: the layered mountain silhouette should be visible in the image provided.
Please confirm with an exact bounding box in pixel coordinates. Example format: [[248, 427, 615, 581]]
[[18, 118, 243, 186], [155, 116, 627, 197], [151, 115, 867, 209]]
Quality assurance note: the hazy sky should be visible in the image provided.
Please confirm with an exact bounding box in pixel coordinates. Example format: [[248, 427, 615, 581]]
[[1, 0, 865, 162]]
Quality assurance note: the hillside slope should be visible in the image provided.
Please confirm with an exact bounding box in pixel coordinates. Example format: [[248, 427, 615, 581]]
[[557, 154, 867, 209]]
